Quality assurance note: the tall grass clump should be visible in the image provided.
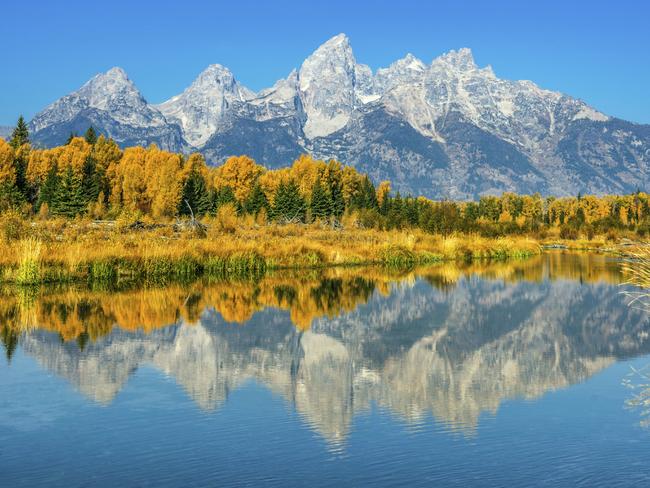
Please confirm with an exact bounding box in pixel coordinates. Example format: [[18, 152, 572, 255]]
[[89, 259, 118, 283], [381, 245, 417, 268], [15, 238, 43, 285], [204, 252, 267, 280], [621, 247, 650, 310]]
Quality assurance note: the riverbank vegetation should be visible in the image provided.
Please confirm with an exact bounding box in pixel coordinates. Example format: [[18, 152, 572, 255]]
[[0, 120, 646, 283]]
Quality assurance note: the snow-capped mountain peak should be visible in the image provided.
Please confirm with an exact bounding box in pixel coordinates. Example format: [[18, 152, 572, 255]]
[[156, 64, 255, 147], [30, 66, 169, 134], [433, 47, 477, 71], [298, 34, 360, 139], [375, 53, 427, 92]]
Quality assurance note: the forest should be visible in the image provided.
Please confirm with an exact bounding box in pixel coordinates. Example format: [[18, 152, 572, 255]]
[[2, 117, 649, 240]]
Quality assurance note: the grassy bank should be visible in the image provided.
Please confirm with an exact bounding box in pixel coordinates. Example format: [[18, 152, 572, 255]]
[[0, 219, 541, 285]]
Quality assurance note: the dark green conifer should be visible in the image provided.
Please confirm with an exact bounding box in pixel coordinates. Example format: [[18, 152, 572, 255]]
[[53, 165, 85, 217], [81, 156, 100, 204], [329, 178, 345, 218], [84, 126, 97, 145], [244, 182, 269, 216], [38, 164, 59, 210], [180, 169, 212, 216], [273, 180, 305, 223], [9, 115, 29, 149], [310, 177, 332, 220]]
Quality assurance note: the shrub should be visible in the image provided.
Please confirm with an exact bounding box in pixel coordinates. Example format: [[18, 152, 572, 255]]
[[559, 225, 579, 240], [214, 203, 239, 234], [0, 210, 27, 242]]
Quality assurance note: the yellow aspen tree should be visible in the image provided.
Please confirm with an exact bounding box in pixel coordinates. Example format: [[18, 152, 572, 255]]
[[0, 138, 15, 186], [57, 137, 91, 175], [93, 136, 122, 177], [149, 152, 183, 219], [214, 155, 264, 202], [258, 167, 290, 204], [119, 147, 149, 213], [290, 154, 326, 197], [376, 181, 391, 207]]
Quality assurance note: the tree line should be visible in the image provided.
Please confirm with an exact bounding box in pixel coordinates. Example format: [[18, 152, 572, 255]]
[[1, 117, 649, 237]]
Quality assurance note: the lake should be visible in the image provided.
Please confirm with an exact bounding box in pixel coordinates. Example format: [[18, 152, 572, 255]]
[[1, 252, 650, 487]]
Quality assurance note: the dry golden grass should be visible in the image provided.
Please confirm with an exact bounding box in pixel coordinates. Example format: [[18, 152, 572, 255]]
[[0, 218, 542, 283]]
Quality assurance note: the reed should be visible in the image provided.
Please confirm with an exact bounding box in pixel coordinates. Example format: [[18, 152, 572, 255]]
[[621, 247, 650, 310], [15, 238, 43, 286]]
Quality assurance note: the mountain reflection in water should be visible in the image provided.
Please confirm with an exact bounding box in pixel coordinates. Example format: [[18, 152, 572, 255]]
[[2, 252, 648, 444]]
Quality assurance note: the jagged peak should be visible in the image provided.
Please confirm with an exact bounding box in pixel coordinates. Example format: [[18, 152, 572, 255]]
[[398, 53, 426, 71], [104, 66, 128, 79], [192, 63, 238, 86], [433, 47, 477, 70], [380, 53, 427, 74], [76, 66, 144, 106], [320, 33, 350, 49], [83, 66, 134, 90], [304, 33, 354, 64]]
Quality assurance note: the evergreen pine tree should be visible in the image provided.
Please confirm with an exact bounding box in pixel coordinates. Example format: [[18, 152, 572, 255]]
[[273, 180, 305, 223], [244, 182, 269, 216], [9, 115, 29, 149], [212, 185, 237, 215], [84, 126, 97, 145], [180, 169, 212, 216], [53, 165, 85, 217], [386, 192, 404, 229], [329, 177, 345, 218], [81, 156, 100, 204], [380, 191, 390, 215], [65, 132, 77, 145], [310, 177, 331, 220], [362, 176, 378, 209], [7, 116, 29, 202], [404, 197, 419, 226], [351, 176, 378, 210], [38, 164, 59, 210]]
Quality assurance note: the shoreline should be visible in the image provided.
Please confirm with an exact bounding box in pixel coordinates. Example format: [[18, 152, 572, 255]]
[[1, 220, 542, 285]]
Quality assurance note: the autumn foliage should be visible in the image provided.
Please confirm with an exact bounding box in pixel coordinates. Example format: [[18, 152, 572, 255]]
[[1, 123, 649, 241]]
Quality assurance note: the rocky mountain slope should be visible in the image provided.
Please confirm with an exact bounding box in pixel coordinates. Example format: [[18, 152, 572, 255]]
[[26, 34, 650, 198]]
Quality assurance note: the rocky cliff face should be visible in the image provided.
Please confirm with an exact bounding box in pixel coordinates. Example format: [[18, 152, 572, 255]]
[[28, 35, 650, 198]]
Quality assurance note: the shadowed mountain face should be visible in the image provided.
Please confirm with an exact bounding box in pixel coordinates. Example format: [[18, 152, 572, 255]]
[[24, 35, 650, 198], [10, 254, 650, 444]]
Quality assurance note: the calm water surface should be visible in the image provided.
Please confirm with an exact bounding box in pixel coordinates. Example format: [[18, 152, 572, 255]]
[[1, 252, 650, 487]]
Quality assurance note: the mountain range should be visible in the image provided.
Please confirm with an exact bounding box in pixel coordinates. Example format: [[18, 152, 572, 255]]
[[25, 34, 650, 199]]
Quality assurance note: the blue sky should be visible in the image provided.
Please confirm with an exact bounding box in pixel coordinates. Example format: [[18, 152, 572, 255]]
[[2, 0, 648, 125]]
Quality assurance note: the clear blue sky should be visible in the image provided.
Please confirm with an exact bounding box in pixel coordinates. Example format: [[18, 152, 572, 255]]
[[2, 0, 649, 125]]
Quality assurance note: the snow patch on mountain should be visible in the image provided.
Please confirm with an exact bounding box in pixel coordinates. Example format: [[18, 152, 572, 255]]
[[573, 106, 609, 122]]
